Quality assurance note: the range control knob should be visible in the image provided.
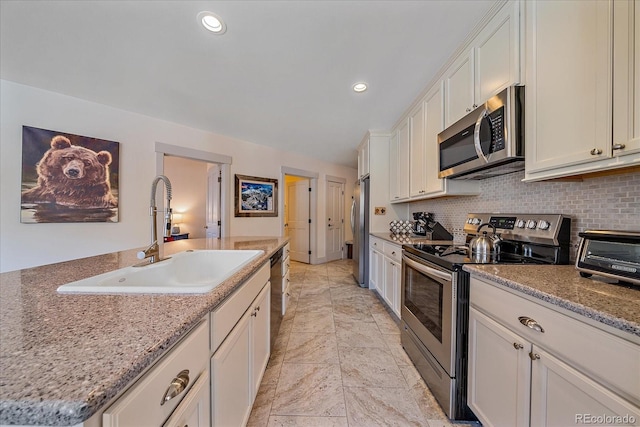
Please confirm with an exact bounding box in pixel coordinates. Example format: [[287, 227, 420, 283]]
[[516, 219, 526, 229], [472, 217, 482, 225], [538, 220, 551, 230], [526, 220, 537, 229], [467, 218, 473, 224]]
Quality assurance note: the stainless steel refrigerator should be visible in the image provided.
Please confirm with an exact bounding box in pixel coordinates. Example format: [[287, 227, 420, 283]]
[[351, 177, 369, 287]]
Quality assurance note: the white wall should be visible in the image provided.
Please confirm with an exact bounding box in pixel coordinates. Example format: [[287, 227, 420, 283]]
[[0, 80, 357, 272]]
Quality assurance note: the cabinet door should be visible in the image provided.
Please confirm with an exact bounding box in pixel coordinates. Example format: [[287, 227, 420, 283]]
[[396, 120, 410, 200], [251, 283, 270, 402], [444, 51, 474, 127], [467, 307, 530, 427], [423, 82, 446, 195], [525, 0, 612, 173], [369, 247, 381, 292], [409, 102, 426, 197], [211, 312, 252, 427], [389, 131, 399, 202], [163, 370, 210, 427], [475, 0, 521, 103], [613, 0, 640, 156], [530, 345, 640, 427], [384, 258, 401, 317]]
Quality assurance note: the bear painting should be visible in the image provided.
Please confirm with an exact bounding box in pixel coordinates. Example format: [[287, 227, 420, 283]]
[[21, 126, 119, 223]]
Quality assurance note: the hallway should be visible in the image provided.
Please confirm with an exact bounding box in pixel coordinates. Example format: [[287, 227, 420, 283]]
[[247, 259, 476, 427]]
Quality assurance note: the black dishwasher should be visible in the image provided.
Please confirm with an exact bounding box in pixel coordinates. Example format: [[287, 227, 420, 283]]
[[269, 248, 283, 351]]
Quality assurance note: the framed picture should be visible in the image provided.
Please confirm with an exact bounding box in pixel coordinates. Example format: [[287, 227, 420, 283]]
[[234, 174, 278, 217], [20, 126, 120, 223]]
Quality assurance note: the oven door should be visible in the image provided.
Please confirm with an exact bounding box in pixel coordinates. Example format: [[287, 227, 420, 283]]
[[401, 252, 456, 376]]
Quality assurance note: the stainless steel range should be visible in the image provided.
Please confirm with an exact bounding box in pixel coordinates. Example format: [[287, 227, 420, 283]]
[[401, 213, 572, 421]]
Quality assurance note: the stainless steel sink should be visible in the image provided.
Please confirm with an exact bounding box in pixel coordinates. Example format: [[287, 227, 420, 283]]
[[57, 249, 264, 294]]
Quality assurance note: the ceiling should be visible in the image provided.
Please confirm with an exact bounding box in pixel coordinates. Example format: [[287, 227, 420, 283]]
[[0, 0, 495, 168]]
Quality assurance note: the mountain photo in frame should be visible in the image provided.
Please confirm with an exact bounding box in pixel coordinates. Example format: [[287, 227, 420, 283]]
[[20, 126, 120, 223], [234, 174, 278, 217]]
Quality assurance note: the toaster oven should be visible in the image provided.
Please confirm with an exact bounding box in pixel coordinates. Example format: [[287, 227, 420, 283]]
[[575, 230, 640, 285]]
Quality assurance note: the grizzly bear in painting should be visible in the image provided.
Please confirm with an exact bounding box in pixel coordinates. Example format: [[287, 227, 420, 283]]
[[22, 135, 118, 208]]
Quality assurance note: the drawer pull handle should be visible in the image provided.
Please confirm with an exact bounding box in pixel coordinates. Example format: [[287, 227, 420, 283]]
[[612, 143, 626, 150], [518, 316, 545, 333], [529, 352, 541, 361], [513, 342, 523, 350], [160, 370, 190, 405], [590, 148, 603, 155]]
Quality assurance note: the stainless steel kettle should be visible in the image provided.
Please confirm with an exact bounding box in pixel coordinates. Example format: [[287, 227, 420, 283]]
[[468, 223, 502, 256]]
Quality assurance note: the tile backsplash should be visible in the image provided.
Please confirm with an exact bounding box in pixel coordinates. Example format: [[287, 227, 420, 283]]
[[408, 169, 639, 261]]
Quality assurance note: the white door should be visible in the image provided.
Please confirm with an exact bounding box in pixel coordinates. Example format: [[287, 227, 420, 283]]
[[326, 180, 344, 262], [206, 165, 221, 238], [287, 179, 310, 263]]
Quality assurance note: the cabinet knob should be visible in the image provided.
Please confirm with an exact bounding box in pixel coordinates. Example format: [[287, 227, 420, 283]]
[[590, 148, 603, 155], [466, 108, 471, 112], [391, 251, 396, 255], [529, 352, 541, 361], [472, 104, 478, 108], [518, 316, 545, 333], [513, 342, 523, 350], [160, 370, 190, 405], [612, 143, 626, 151]]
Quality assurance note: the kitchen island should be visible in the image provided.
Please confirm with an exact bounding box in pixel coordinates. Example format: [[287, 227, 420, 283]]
[[0, 236, 288, 426]]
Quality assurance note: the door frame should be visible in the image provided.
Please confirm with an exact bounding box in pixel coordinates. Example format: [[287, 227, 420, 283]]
[[281, 166, 319, 264], [155, 142, 232, 238], [325, 175, 346, 261]]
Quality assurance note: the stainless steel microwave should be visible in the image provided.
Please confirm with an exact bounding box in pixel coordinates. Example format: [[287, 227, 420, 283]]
[[438, 85, 524, 180]]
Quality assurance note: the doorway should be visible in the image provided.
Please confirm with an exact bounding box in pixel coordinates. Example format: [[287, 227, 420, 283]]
[[281, 166, 319, 264], [155, 143, 231, 240], [326, 176, 345, 262]]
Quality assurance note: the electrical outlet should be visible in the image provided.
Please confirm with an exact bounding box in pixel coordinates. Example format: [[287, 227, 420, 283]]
[[374, 207, 387, 215]]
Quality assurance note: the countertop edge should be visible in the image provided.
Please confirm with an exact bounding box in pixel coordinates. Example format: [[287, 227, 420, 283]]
[[463, 265, 640, 339]]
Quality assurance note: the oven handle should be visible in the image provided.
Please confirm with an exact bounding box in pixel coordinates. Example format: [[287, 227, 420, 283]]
[[402, 254, 452, 282]]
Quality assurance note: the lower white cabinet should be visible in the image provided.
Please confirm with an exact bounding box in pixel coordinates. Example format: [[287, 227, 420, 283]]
[[468, 276, 640, 427], [211, 280, 270, 427], [102, 320, 209, 427], [369, 236, 401, 317], [162, 370, 210, 427]]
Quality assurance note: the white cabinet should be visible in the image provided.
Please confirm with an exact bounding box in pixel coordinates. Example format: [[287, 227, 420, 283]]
[[282, 243, 291, 315], [369, 241, 384, 295], [357, 135, 370, 179], [468, 276, 640, 427], [444, 1, 521, 127], [389, 120, 410, 203], [370, 236, 401, 318], [407, 83, 479, 201], [210, 263, 270, 427], [102, 320, 210, 427], [163, 370, 210, 427], [524, 0, 640, 181], [409, 102, 427, 198]]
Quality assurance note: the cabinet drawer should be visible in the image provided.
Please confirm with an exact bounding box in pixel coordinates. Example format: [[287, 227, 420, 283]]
[[282, 255, 290, 277], [282, 270, 290, 293], [103, 319, 209, 427], [370, 236, 384, 251], [210, 263, 269, 352], [383, 241, 402, 262], [470, 277, 640, 405], [283, 243, 290, 260], [283, 282, 291, 316]]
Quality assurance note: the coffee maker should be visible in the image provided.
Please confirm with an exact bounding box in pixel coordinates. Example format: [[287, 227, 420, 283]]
[[412, 212, 453, 240]]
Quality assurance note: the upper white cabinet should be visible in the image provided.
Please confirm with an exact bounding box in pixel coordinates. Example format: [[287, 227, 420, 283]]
[[408, 83, 480, 201], [357, 135, 370, 179], [445, 1, 522, 127], [390, 120, 410, 202], [524, 0, 640, 181]]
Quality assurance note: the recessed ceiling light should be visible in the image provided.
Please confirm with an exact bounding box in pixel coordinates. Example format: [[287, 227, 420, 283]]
[[198, 11, 226, 34], [353, 82, 368, 93]]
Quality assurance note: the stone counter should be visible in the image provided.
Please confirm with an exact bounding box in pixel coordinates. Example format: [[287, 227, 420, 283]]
[[370, 232, 453, 246], [0, 236, 288, 426], [463, 264, 640, 338]]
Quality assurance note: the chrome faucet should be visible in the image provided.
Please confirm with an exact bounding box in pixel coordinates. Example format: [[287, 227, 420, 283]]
[[136, 175, 173, 266]]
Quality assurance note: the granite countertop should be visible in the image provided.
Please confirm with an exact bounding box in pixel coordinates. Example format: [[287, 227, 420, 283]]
[[0, 236, 288, 426], [370, 232, 453, 246], [463, 264, 640, 338]]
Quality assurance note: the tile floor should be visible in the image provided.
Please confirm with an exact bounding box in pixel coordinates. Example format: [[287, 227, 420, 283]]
[[246, 259, 479, 427]]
